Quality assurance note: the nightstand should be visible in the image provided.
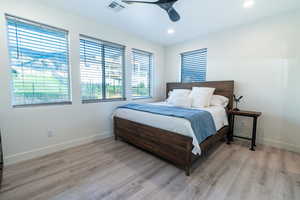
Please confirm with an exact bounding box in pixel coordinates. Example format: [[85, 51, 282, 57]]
[[228, 109, 262, 151]]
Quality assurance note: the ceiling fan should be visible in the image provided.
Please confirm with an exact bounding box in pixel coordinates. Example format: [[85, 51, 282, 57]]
[[122, 0, 180, 22]]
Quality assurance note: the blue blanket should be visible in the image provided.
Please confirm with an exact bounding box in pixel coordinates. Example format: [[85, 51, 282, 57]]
[[118, 103, 217, 143]]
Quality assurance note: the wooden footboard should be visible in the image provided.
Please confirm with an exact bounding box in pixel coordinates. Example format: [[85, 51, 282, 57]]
[[114, 116, 229, 176]]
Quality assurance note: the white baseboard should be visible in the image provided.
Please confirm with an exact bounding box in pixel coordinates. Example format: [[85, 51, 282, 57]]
[[4, 132, 113, 166], [259, 138, 300, 153], [5, 133, 299, 166]]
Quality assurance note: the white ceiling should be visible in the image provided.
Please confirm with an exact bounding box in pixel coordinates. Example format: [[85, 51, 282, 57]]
[[34, 0, 300, 46]]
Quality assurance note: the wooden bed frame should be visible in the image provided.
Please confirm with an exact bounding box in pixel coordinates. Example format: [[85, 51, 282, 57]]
[[114, 81, 234, 176]]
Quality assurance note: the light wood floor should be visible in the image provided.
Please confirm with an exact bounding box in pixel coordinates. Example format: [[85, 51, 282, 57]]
[[0, 138, 299, 200]]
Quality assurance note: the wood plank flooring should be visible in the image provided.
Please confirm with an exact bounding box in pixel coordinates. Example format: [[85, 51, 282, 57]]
[[0, 138, 299, 200]]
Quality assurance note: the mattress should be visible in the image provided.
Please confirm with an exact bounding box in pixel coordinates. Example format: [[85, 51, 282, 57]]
[[113, 102, 229, 155]]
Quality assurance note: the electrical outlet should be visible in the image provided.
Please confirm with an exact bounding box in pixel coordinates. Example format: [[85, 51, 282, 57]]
[[47, 130, 54, 138]]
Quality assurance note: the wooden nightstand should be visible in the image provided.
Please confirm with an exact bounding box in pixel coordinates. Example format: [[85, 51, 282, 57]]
[[228, 109, 262, 151]]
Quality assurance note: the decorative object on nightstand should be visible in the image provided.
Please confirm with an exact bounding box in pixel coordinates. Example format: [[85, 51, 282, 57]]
[[228, 109, 262, 151], [233, 95, 243, 111]]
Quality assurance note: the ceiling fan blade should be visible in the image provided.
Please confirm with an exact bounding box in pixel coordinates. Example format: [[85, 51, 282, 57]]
[[167, 7, 180, 22], [122, 0, 157, 4], [123, 0, 181, 22]]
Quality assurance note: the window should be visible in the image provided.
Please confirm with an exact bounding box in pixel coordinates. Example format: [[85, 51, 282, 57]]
[[80, 35, 125, 102], [132, 49, 152, 98], [181, 48, 207, 83], [6, 15, 70, 107]]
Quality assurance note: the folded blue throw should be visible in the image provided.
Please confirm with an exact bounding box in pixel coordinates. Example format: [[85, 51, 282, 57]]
[[117, 103, 217, 143]]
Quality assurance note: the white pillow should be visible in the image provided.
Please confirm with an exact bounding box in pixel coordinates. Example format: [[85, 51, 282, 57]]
[[210, 95, 229, 107], [170, 89, 191, 96], [167, 89, 191, 102], [189, 87, 215, 108], [167, 89, 192, 108], [168, 96, 192, 108]]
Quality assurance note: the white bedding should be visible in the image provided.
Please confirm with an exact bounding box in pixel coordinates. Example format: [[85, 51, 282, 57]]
[[113, 102, 229, 155]]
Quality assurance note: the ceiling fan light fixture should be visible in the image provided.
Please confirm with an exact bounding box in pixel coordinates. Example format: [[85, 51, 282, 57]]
[[167, 28, 175, 34]]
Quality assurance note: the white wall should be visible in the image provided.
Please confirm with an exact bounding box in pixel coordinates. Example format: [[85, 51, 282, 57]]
[[0, 0, 165, 165], [1, 1, 299, 166], [165, 11, 300, 153]]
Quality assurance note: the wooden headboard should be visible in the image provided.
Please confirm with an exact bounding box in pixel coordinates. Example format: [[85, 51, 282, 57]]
[[166, 80, 234, 109]]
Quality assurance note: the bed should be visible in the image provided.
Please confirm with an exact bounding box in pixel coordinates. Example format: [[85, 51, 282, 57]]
[[113, 81, 234, 176]]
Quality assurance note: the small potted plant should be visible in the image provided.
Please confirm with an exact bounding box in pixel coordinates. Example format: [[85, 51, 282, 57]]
[[233, 95, 243, 111]]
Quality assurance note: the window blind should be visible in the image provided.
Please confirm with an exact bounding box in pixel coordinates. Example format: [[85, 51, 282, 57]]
[[132, 49, 152, 98], [80, 35, 125, 102], [6, 15, 70, 106], [181, 48, 207, 83]]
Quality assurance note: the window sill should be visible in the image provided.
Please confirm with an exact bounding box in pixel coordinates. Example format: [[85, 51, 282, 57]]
[[132, 96, 153, 100], [82, 98, 126, 104], [13, 101, 72, 108]]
